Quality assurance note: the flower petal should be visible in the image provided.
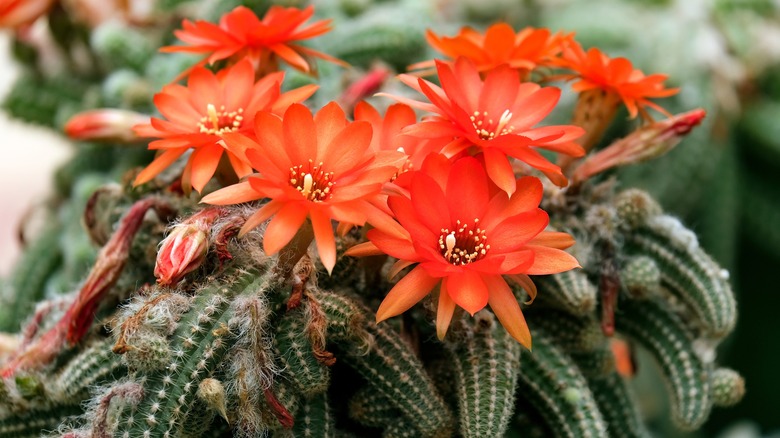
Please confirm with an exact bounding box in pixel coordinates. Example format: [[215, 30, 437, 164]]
[[133, 148, 188, 186], [376, 266, 439, 323], [261, 202, 309, 254], [310, 208, 336, 274], [201, 180, 259, 205], [437, 280, 456, 340], [485, 274, 532, 348], [447, 270, 489, 316], [525, 245, 581, 275]]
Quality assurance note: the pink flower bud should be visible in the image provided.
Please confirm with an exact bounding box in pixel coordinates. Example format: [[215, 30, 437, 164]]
[[572, 109, 706, 183], [338, 64, 391, 113], [64, 109, 149, 143], [0, 0, 55, 28], [155, 208, 223, 286]]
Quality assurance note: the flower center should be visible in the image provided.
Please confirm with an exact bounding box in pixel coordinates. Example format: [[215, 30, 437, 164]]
[[289, 160, 334, 202], [198, 104, 244, 135], [438, 219, 490, 265], [470, 109, 514, 140]]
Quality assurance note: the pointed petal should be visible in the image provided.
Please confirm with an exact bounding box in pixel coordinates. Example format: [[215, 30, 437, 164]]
[[262, 203, 309, 255], [506, 274, 537, 304], [389, 259, 415, 280], [201, 180, 259, 205], [376, 266, 439, 323], [437, 280, 456, 340], [447, 271, 489, 316], [189, 143, 224, 193], [525, 246, 581, 275], [238, 200, 283, 236], [133, 148, 188, 186], [490, 210, 549, 252], [283, 104, 317, 166], [483, 148, 516, 195], [485, 275, 532, 348], [528, 231, 575, 249], [344, 241, 384, 257], [310, 208, 336, 274]]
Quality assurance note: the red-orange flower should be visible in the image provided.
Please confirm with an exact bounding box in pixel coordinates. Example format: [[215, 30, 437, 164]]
[[559, 41, 679, 119], [133, 59, 317, 193], [386, 57, 585, 192], [410, 23, 573, 77], [162, 5, 344, 74], [347, 155, 580, 347], [0, 0, 54, 28], [201, 102, 403, 273]]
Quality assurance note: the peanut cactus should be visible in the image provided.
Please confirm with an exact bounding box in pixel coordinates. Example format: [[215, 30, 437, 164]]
[[0, 0, 747, 436]]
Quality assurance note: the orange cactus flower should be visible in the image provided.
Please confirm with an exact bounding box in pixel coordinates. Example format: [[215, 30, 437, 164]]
[[410, 23, 573, 77], [0, 0, 55, 28], [133, 59, 317, 193], [559, 41, 679, 120], [162, 5, 344, 75], [201, 102, 403, 273], [346, 155, 580, 348], [385, 57, 585, 192]]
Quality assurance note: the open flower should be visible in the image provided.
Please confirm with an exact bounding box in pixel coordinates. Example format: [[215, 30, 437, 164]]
[[132, 59, 317, 193], [346, 156, 580, 348], [559, 41, 679, 120], [385, 57, 584, 192], [162, 5, 344, 75], [410, 23, 573, 77], [201, 102, 403, 273]]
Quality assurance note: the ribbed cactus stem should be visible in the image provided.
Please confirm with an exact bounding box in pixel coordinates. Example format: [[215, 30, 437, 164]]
[[626, 216, 736, 337], [515, 329, 608, 437], [274, 390, 335, 438], [615, 298, 712, 430], [348, 387, 404, 428], [273, 309, 331, 397], [587, 373, 652, 438], [335, 299, 454, 437], [447, 311, 521, 438], [534, 270, 598, 316]]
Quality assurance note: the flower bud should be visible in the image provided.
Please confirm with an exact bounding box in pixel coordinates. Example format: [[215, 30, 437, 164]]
[[155, 208, 223, 286], [64, 109, 149, 143], [572, 108, 706, 183]]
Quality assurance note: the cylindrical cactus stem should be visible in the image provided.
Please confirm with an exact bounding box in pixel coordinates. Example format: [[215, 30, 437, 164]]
[[534, 270, 598, 316], [313, 290, 370, 346], [710, 368, 745, 408], [587, 373, 651, 438], [615, 298, 712, 430], [0, 403, 83, 438], [383, 418, 422, 438], [527, 310, 607, 353], [334, 298, 454, 437], [53, 338, 127, 400], [0, 224, 63, 332], [446, 311, 521, 438], [625, 215, 736, 338], [348, 386, 404, 428], [273, 390, 335, 438], [515, 329, 608, 437], [113, 267, 272, 438], [273, 309, 331, 397]]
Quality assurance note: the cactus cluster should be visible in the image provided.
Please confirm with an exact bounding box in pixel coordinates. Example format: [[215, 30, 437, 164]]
[[0, 0, 747, 436]]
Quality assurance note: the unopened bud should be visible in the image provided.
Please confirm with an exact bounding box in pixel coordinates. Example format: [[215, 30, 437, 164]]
[[573, 109, 706, 183], [64, 109, 149, 143], [198, 378, 229, 421], [339, 64, 391, 112], [155, 208, 223, 286]]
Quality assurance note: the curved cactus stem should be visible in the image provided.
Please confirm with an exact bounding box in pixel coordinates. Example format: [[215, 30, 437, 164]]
[[273, 390, 335, 438], [534, 270, 598, 316], [626, 217, 736, 337], [587, 373, 652, 438], [53, 337, 127, 400], [330, 295, 454, 438], [0, 403, 83, 438], [615, 298, 713, 430], [446, 311, 521, 438], [274, 307, 331, 397], [515, 329, 608, 438], [349, 386, 404, 428]]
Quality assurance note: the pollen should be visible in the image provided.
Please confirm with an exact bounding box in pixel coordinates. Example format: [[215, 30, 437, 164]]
[[289, 160, 335, 202], [197, 104, 244, 135], [438, 219, 490, 265], [470, 109, 514, 140]]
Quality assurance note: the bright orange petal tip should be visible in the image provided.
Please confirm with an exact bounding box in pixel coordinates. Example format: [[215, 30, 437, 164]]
[[559, 41, 679, 119], [361, 156, 579, 343], [162, 5, 342, 75], [413, 24, 574, 77]]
